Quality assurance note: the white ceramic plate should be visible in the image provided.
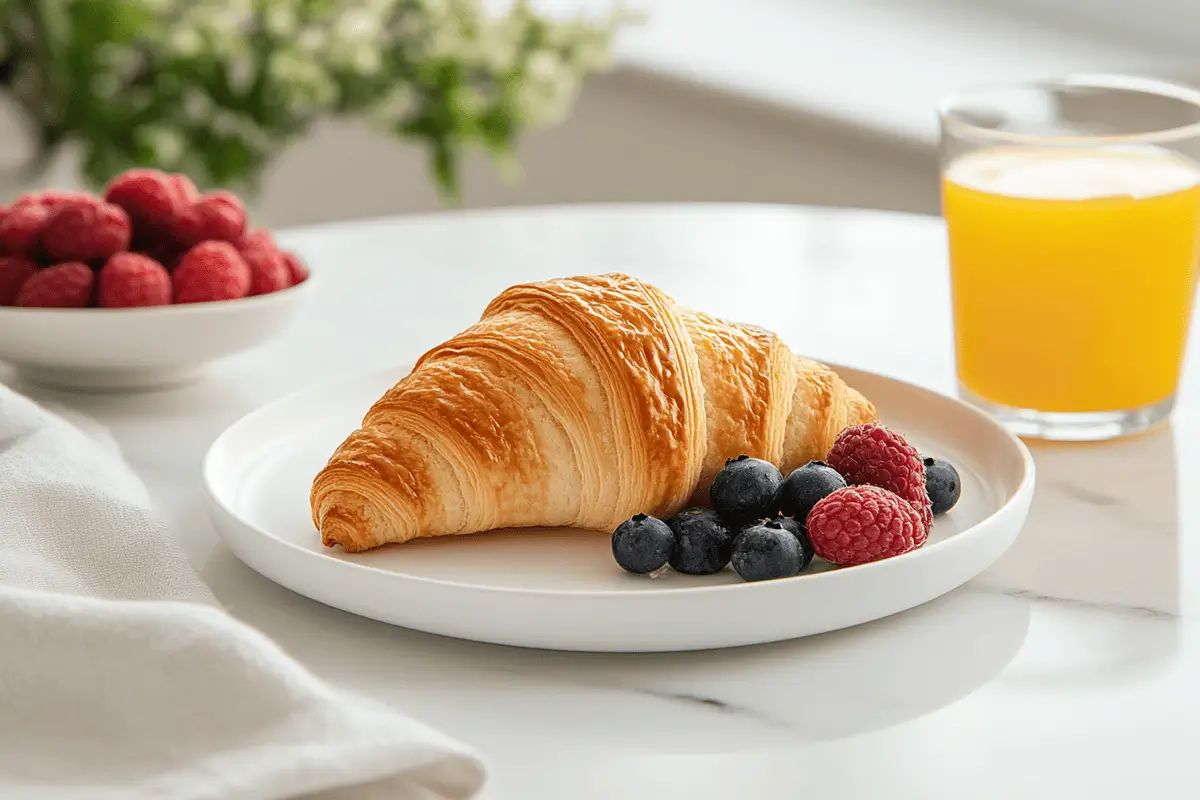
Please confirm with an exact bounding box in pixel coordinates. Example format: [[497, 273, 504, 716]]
[[203, 364, 1035, 653]]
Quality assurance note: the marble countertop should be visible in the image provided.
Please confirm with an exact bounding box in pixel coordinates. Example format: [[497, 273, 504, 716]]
[[7, 204, 1195, 799]]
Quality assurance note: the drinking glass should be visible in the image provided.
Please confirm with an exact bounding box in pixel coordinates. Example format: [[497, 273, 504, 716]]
[[940, 75, 1200, 440]]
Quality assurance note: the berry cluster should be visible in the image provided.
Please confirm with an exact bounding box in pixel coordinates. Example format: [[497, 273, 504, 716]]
[[611, 423, 963, 582], [0, 171, 308, 309]]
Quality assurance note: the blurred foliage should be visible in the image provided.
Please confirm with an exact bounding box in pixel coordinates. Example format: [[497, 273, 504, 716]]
[[0, 0, 626, 199]]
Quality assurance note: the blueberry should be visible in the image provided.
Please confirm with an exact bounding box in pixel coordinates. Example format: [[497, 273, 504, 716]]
[[735, 517, 773, 536], [735, 516, 811, 570], [924, 457, 961, 515], [667, 507, 734, 575], [771, 515, 814, 571], [779, 460, 846, 522], [731, 520, 802, 582], [612, 513, 675, 574], [709, 455, 783, 523]]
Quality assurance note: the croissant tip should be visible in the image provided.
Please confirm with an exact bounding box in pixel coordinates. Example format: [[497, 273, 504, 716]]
[[321, 532, 365, 553], [317, 515, 354, 551]]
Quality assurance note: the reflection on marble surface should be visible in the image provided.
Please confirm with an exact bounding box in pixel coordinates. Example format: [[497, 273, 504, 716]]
[[965, 424, 1183, 692], [200, 544, 1028, 752], [980, 424, 1179, 617]]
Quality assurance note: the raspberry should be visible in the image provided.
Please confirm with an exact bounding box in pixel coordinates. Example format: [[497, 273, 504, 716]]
[[174, 191, 247, 248], [104, 169, 186, 236], [240, 243, 289, 295], [97, 252, 172, 308], [41, 200, 132, 263], [169, 212, 202, 249], [827, 423, 932, 536], [282, 250, 309, 285], [0, 204, 50, 259], [169, 174, 199, 203], [806, 485, 924, 566], [13, 191, 97, 210], [173, 241, 251, 303], [236, 228, 275, 252], [15, 262, 94, 308], [0, 257, 37, 305]]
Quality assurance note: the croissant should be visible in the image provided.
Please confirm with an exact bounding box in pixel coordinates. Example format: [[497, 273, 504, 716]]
[[312, 274, 876, 552]]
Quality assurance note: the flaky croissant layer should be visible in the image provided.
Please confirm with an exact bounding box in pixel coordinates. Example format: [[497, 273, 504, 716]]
[[312, 274, 876, 552]]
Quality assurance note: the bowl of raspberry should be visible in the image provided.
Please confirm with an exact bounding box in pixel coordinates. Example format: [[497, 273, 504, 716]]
[[0, 171, 312, 391]]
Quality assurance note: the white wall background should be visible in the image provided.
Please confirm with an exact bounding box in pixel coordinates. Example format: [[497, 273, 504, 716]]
[[251, 69, 939, 228]]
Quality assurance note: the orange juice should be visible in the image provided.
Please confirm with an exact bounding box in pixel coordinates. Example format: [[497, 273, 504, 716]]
[[943, 147, 1200, 413]]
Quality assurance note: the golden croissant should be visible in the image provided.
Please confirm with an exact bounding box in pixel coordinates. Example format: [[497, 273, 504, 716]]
[[312, 274, 876, 552]]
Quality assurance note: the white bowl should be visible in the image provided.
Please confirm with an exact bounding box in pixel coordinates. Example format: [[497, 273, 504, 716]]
[[0, 278, 313, 391]]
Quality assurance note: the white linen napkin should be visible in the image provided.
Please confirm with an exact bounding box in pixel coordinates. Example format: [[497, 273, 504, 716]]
[[0, 385, 486, 800]]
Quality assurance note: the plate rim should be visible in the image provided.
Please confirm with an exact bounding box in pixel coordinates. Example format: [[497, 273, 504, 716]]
[[201, 362, 1036, 599]]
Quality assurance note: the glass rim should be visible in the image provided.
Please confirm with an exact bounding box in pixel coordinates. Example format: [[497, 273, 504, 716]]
[[938, 73, 1200, 146]]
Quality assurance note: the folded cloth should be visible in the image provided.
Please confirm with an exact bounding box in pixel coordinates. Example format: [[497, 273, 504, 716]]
[[0, 386, 486, 800]]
